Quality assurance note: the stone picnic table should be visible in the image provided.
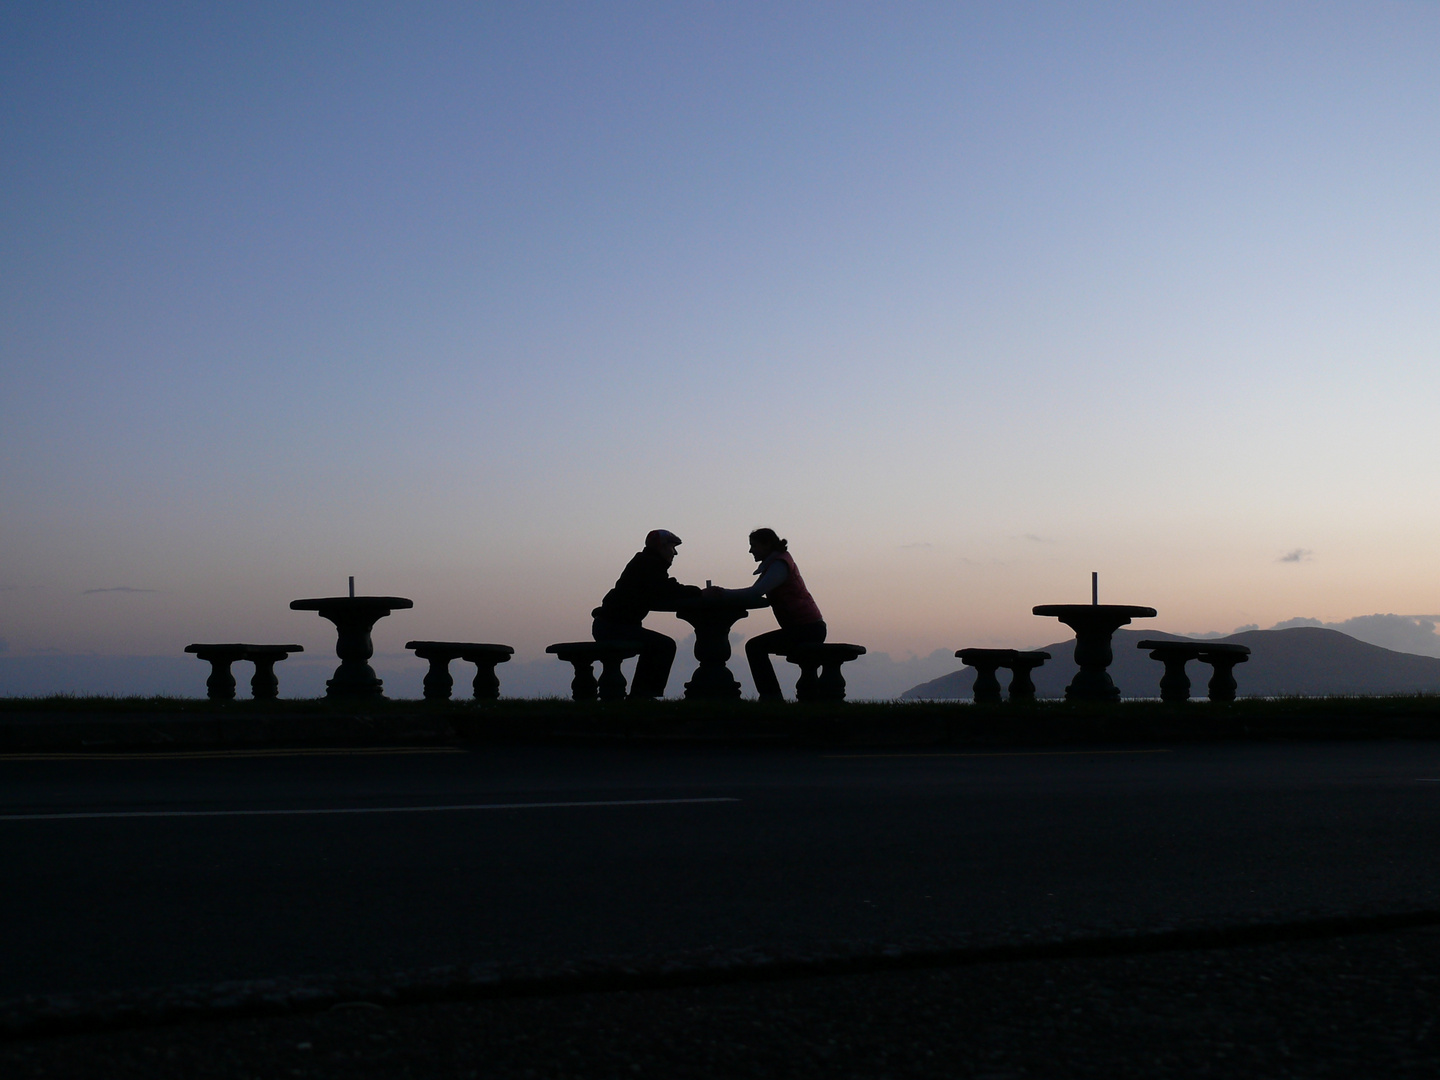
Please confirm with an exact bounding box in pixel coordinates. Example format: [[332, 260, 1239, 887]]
[[289, 594, 413, 699], [1032, 602, 1157, 702]]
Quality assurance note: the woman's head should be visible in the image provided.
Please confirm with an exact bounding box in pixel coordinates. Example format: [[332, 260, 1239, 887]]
[[748, 528, 787, 560]]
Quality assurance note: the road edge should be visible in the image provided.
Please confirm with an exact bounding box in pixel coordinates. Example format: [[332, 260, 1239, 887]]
[[6, 908, 1439, 1041]]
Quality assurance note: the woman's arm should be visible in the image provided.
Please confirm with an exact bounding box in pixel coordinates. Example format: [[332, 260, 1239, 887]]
[[709, 559, 789, 601]]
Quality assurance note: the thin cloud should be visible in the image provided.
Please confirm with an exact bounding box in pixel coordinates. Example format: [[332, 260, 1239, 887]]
[[899, 542, 934, 550], [1022, 534, 1055, 544], [1278, 549, 1312, 563], [81, 586, 158, 595], [1189, 623, 1262, 638]]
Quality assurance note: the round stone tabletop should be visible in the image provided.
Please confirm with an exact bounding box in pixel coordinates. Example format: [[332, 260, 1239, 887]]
[[290, 596, 414, 612], [1033, 604, 1157, 620]]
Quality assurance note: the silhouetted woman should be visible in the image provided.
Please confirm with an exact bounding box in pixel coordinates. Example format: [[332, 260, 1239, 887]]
[[706, 528, 826, 702]]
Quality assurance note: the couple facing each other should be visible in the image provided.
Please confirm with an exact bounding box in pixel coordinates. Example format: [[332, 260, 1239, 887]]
[[590, 528, 827, 700]]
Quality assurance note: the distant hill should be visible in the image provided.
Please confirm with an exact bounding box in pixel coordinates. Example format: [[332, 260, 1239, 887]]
[[899, 627, 1440, 700]]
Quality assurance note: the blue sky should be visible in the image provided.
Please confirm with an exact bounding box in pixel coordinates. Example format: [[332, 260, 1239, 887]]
[[3, 2, 1439, 689]]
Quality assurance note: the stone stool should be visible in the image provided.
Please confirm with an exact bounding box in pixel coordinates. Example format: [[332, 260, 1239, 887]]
[[1005, 650, 1052, 702], [955, 648, 1052, 703], [244, 645, 305, 701], [955, 648, 1016, 704], [1137, 640, 1251, 702], [785, 643, 867, 703], [546, 641, 643, 701], [185, 643, 304, 701], [1197, 644, 1250, 703], [406, 641, 515, 701]]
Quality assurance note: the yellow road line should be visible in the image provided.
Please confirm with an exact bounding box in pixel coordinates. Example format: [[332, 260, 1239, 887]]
[[825, 748, 1174, 760], [0, 747, 464, 762], [0, 797, 740, 822]]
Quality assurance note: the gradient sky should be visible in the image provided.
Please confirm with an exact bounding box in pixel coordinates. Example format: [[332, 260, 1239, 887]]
[[3, 2, 1439, 682]]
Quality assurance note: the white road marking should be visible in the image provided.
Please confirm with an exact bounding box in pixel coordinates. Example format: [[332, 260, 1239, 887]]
[[0, 797, 740, 822], [826, 748, 1174, 759]]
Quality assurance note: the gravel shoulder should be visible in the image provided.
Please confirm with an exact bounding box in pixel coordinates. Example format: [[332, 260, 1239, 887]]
[[7, 927, 1440, 1078]]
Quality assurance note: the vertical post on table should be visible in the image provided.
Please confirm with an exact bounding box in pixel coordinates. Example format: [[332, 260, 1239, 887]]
[[1092, 572, 1098, 606], [349, 576, 355, 598]]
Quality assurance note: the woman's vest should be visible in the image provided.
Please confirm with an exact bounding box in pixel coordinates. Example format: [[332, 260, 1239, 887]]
[[760, 551, 823, 628]]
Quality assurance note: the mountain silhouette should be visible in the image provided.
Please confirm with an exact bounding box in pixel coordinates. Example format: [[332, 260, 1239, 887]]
[[900, 627, 1440, 700]]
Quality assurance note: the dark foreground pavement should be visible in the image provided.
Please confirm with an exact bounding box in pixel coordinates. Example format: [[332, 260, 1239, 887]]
[[6, 927, 1440, 1078], [7, 740, 1440, 1000], [5, 738, 1440, 1075]]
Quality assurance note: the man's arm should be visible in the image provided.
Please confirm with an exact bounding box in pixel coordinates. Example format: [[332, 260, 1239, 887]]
[[657, 575, 703, 608]]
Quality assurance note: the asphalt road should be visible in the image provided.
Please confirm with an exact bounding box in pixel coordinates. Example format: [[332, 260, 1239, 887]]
[[4, 740, 1440, 1000]]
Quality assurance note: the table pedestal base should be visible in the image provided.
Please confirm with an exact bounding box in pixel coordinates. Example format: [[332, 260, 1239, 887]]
[[1066, 665, 1121, 703], [676, 602, 752, 700], [326, 661, 385, 699], [684, 664, 742, 699]]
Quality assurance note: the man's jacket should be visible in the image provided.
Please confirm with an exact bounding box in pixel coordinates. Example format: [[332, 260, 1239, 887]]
[[592, 549, 701, 624]]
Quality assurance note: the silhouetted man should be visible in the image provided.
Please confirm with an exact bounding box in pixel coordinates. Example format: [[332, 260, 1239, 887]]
[[592, 530, 702, 699]]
